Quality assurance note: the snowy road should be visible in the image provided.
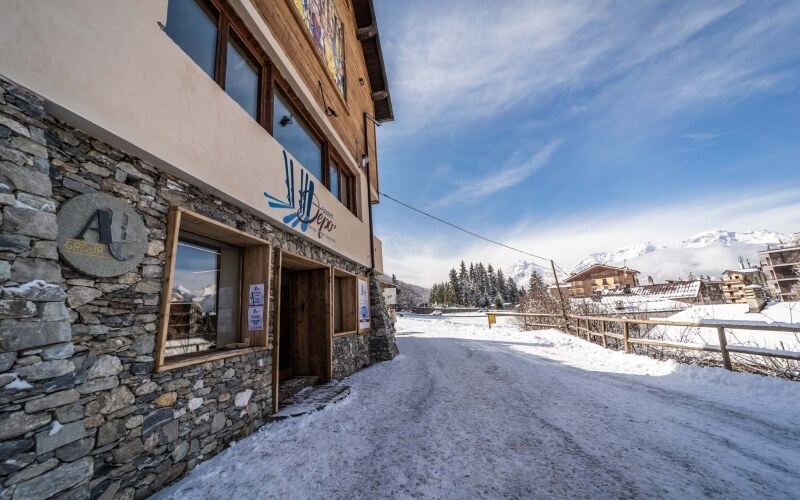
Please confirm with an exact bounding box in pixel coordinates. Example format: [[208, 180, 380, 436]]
[[156, 318, 800, 499]]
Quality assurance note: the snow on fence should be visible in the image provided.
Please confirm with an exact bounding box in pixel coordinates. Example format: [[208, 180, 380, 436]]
[[493, 312, 800, 380]]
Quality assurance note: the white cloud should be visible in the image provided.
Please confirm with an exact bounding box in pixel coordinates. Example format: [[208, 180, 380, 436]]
[[380, 0, 799, 138], [380, 188, 800, 286]]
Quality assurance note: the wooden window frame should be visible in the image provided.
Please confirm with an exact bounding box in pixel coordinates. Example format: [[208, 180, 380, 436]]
[[332, 268, 360, 337], [327, 150, 358, 216], [155, 207, 272, 372], [167, 0, 360, 214]]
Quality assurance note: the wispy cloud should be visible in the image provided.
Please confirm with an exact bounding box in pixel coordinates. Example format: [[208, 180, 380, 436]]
[[683, 131, 728, 142], [431, 139, 562, 208], [381, 0, 799, 135]]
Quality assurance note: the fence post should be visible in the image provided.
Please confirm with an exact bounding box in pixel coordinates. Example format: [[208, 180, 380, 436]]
[[523, 315, 528, 330], [601, 320, 607, 349], [585, 319, 591, 342], [717, 326, 732, 371], [623, 322, 631, 353]]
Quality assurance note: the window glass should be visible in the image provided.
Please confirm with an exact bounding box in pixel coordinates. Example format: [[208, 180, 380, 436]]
[[273, 93, 323, 181], [333, 277, 343, 333], [167, 234, 241, 358], [225, 35, 259, 119], [165, 0, 218, 78], [329, 164, 340, 199], [341, 172, 351, 208]]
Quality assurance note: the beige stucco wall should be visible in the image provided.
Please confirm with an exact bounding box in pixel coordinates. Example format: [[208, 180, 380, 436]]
[[0, 0, 372, 268]]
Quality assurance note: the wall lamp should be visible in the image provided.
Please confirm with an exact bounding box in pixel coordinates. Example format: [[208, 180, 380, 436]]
[[279, 114, 294, 127]]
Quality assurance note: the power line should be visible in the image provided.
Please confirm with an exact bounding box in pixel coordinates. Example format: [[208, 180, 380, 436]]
[[379, 191, 568, 274]]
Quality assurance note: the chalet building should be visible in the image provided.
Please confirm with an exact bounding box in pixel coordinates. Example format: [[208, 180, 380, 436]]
[[759, 236, 800, 302], [563, 264, 639, 298], [721, 269, 768, 304], [0, 0, 397, 497]]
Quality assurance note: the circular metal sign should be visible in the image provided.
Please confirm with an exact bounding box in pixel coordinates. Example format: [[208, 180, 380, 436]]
[[57, 193, 148, 277]]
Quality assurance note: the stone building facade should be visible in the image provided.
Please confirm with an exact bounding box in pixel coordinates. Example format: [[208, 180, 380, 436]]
[[0, 0, 397, 497]]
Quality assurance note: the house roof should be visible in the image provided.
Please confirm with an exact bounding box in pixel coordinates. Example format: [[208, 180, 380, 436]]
[[608, 280, 702, 300], [565, 264, 640, 283], [352, 0, 394, 122], [722, 269, 761, 275], [573, 295, 690, 314]]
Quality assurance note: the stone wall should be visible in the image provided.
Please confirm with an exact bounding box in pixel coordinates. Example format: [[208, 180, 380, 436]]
[[0, 77, 92, 500], [0, 75, 395, 499], [332, 334, 372, 381]]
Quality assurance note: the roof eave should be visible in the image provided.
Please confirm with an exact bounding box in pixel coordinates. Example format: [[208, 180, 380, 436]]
[[352, 0, 394, 122]]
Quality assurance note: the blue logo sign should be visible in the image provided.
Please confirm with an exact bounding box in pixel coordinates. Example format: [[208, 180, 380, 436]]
[[264, 151, 336, 239]]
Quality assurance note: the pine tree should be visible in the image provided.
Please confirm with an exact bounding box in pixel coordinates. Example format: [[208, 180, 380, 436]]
[[448, 269, 461, 306], [496, 268, 507, 303], [506, 277, 519, 304], [528, 270, 547, 296], [487, 264, 496, 299]]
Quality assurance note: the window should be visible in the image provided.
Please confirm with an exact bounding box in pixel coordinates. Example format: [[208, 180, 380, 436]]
[[327, 156, 356, 214], [165, 0, 218, 78], [225, 34, 260, 119], [273, 92, 323, 181], [333, 271, 359, 335], [156, 208, 271, 370], [166, 0, 269, 124], [167, 235, 241, 357]]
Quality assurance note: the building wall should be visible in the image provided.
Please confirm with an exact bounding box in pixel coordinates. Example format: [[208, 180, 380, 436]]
[[253, 0, 381, 195], [568, 270, 638, 298], [0, 0, 375, 269], [759, 247, 800, 301], [0, 76, 382, 498]]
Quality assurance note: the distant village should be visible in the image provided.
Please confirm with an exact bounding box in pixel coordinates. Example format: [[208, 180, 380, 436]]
[[385, 232, 800, 316]]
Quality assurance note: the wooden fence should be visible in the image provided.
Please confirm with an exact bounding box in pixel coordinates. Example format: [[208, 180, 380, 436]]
[[492, 311, 800, 375]]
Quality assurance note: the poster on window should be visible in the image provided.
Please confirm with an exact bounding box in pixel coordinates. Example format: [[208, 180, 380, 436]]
[[358, 278, 370, 330], [291, 0, 346, 96], [248, 306, 264, 331], [249, 284, 265, 306]]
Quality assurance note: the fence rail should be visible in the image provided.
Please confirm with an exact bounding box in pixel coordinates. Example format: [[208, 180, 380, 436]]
[[492, 311, 800, 374]]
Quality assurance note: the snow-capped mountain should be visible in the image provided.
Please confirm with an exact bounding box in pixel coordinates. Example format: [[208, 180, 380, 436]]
[[506, 260, 568, 287], [569, 242, 664, 274], [679, 230, 790, 249], [507, 229, 792, 288]]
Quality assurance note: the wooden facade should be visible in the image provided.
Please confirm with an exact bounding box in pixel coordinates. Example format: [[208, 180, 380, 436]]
[[253, 0, 385, 198], [565, 264, 640, 298]]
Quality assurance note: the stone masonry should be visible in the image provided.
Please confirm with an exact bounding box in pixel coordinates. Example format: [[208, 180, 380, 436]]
[[0, 76, 398, 499]]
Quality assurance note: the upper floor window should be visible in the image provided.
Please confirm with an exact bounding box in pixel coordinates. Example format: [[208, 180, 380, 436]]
[[165, 0, 218, 78], [273, 92, 323, 182], [166, 0, 268, 123], [327, 157, 356, 214]]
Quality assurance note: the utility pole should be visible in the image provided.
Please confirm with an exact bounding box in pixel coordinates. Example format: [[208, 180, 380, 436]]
[[551, 260, 570, 332]]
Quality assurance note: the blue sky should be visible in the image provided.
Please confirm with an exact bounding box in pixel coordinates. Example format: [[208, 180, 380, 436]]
[[370, 0, 800, 285]]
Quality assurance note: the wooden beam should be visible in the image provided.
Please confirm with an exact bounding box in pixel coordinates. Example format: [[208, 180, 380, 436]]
[[155, 208, 181, 370]]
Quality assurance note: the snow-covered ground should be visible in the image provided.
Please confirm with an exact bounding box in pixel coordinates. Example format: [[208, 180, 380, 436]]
[[656, 301, 800, 352], [155, 317, 800, 499]]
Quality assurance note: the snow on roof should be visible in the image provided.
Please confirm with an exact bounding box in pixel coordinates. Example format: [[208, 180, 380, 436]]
[[606, 281, 702, 299], [573, 294, 690, 314], [565, 264, 640, 283], [722, 269, 761, 275]]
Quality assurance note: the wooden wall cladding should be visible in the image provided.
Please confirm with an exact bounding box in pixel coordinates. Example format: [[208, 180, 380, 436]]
[[253, 0, 379, 186]]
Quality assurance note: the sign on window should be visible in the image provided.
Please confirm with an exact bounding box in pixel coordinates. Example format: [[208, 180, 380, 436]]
[[358, 278, 370, 330]]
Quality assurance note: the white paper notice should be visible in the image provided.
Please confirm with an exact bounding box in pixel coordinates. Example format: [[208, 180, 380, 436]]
[[248, 306, 264, 331], [358, 279, 370, 330], [249, 284, 265, 306]]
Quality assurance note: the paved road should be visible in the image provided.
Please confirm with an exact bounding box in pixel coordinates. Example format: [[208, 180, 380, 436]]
[[157, 331, 800, 499]]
